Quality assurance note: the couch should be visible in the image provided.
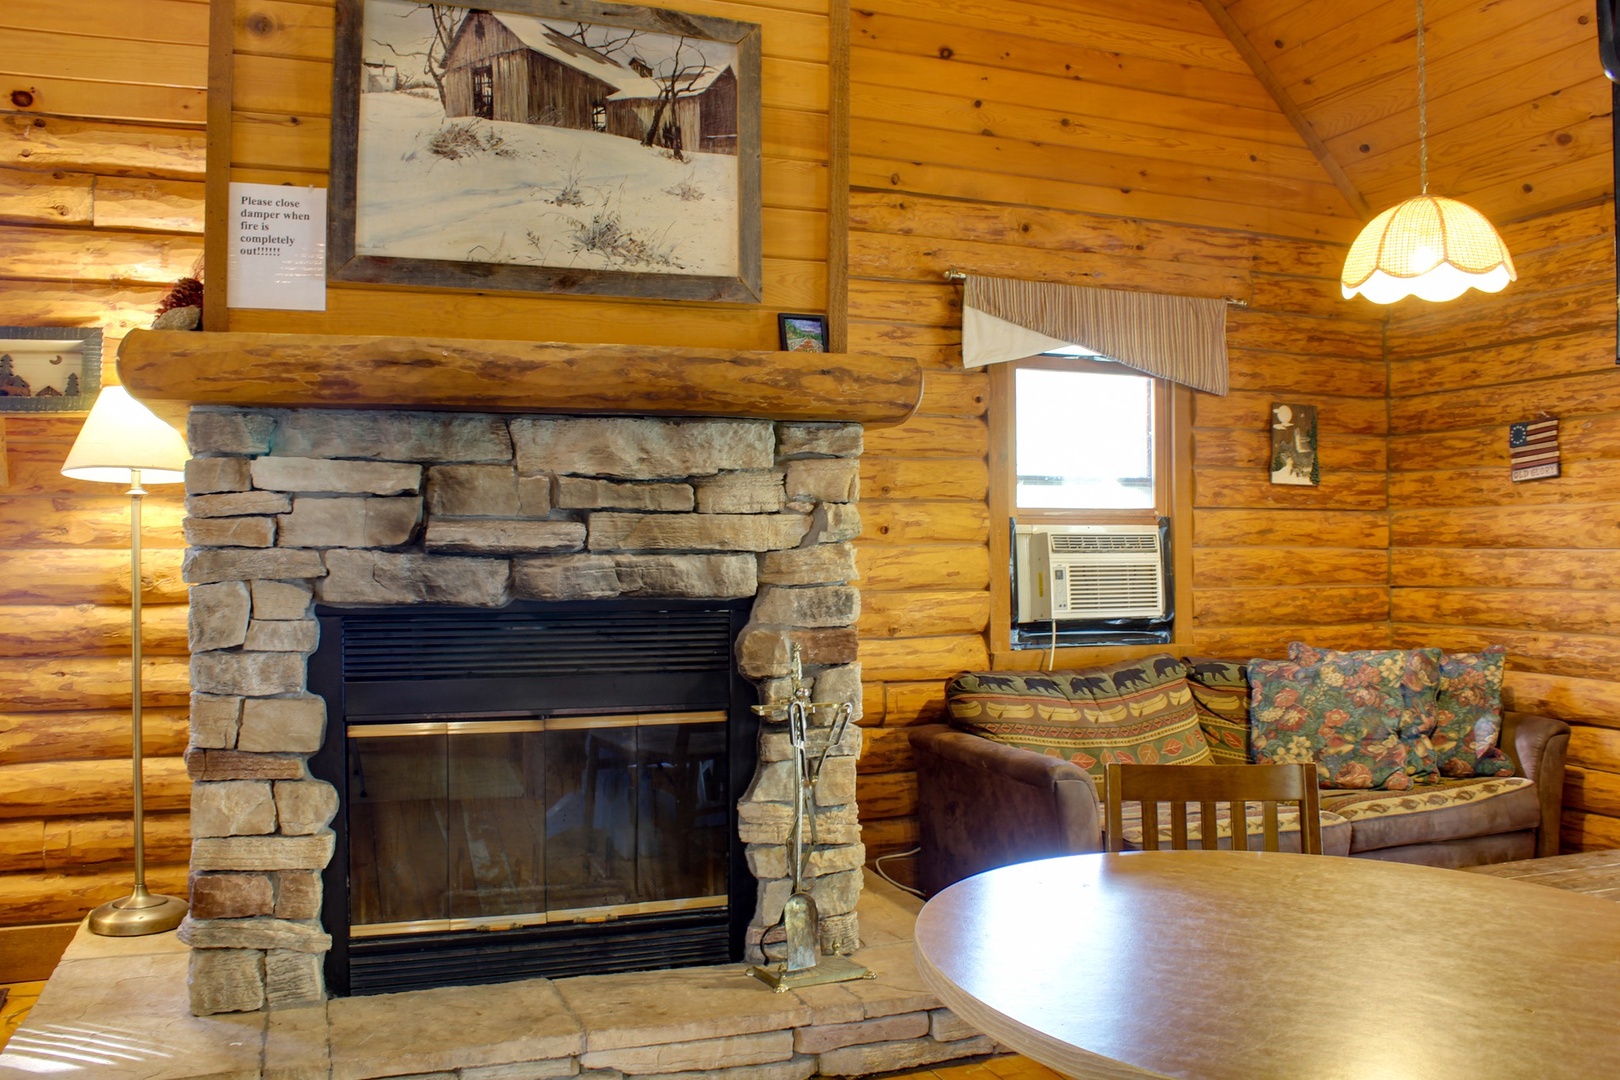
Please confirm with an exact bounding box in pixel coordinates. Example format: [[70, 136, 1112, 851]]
[[909, 653, 1571, 897]]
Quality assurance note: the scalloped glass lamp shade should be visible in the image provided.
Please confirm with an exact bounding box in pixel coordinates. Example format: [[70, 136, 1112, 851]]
[[61, 385, 189, 484], [1340, 194, 1516, 304]]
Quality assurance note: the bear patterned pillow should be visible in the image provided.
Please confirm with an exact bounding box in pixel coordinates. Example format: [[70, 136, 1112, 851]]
[[945, 657, 1212, 783], [1290, 642, 1512, 778], [1182, 657, 1251, 766], [1249, 650, 1442, 790]]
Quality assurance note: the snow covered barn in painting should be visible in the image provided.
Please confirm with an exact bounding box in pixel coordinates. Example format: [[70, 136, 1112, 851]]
[[442, 10, 628, 130], [606, 66, 739, 156]]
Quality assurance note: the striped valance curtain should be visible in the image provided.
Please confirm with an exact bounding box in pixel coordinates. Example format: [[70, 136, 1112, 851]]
[[962, 275, 1229, 396]]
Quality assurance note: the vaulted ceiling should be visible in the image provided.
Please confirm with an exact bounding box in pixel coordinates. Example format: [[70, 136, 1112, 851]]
[[1205, 0, 1612, 227]]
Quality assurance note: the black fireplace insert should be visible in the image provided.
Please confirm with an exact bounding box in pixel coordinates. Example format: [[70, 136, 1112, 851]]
[[308, 598, 757, 996]]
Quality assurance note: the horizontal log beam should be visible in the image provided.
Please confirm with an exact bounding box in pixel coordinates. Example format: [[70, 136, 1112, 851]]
[[0, 811, 190, 873], [118, 329, 924, 427], [0, 756, 189, 820], [0, 863, 189, 926], [0, 707, 188, 764]]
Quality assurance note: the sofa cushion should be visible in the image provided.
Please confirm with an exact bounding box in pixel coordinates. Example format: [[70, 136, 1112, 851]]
[[1433, 648, 1515, 777], [1291, 643, 1514, 779], [1248, 650, 1442, 790], [946, 656, 1212, 782], [1320, 776, 1539, 853], [1113, 801, 1352, 856], [1183, 657, 1251, 765]]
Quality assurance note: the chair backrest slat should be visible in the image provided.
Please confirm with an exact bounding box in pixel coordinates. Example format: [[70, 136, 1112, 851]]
[[1102, 763, 1323, 855], [1199, 800, 1219, 849]]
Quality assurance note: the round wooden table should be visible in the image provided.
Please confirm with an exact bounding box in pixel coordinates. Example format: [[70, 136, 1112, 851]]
[[913, 851, 1620, 1079]]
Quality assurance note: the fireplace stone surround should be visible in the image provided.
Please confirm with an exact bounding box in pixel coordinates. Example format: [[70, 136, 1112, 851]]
[[178, 405, 870, 1015]]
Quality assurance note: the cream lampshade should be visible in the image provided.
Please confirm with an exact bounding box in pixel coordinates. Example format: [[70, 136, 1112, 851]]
[[61, 385, 190, 483], [62, 384, 192, 935], [1340, 194, 1516, 304]]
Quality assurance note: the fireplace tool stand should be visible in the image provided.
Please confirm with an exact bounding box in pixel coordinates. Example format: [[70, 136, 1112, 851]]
[[749, 646, 872, 991]]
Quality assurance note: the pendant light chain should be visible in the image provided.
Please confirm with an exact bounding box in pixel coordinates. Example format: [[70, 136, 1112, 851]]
[[1416, 0, 1428, 194]]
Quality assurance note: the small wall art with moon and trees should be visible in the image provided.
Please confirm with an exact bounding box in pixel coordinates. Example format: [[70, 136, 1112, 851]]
[[1270, 402, 1319, 486]]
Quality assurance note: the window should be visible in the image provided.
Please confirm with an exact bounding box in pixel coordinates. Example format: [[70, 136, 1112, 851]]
[[989, 353, 1188, 657], [1013, 363, 1156, 512]]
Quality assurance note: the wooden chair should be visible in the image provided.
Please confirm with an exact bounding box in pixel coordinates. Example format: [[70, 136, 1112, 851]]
[[1103, 763, 1322, 854]]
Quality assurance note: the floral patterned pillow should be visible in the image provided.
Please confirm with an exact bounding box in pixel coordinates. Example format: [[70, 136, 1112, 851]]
[[1249, 649, 1442, 790], [1289, 643, 1513, 778]]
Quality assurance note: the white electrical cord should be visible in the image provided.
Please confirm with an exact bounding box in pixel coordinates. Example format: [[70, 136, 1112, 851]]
[[871, 846, 924, 897]]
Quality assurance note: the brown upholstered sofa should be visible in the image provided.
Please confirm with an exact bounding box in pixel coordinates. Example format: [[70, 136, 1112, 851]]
[[909, 669, 1571, 896]]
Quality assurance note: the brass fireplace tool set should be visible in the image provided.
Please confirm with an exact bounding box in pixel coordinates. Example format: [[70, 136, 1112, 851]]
[[748, 645, 872, 991]]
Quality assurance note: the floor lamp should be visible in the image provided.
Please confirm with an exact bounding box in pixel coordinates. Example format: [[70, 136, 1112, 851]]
[[62, 385, 191, 936]]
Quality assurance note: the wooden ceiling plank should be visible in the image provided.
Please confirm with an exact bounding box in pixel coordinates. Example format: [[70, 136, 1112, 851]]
[[852, 116, 1354, 220], [1359, 125, 1612, 218], [1346, 81, 1612, 204], [1322, 40, 1604, 165], [1225, 0, 1371, 61], [1308, 16, 1601, 143], [850, 50, 1310, 149], [849, 10, 1278, 108], [1196, 0, 1370, 219], [848, 68, 1329, 180], [1427, 153, 1615, 227], [1286, 0, 1593, 119], [855, 0, 1246, 71]]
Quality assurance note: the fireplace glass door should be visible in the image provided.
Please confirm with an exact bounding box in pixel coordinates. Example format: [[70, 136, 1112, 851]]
[[346, 712, 729, 937]]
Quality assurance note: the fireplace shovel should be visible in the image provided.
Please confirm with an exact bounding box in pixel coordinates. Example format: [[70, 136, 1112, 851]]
[[781, 882, 820, 974]]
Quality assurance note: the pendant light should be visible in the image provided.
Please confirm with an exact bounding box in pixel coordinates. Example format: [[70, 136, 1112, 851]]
[[1340, 0, 1515, 304]]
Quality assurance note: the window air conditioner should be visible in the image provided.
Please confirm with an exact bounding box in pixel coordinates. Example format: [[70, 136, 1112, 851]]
[[1016, 524, 1166, 622]]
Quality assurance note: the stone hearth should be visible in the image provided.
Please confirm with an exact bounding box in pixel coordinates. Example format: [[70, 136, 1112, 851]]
[[0, 875, 1003, 1080], [178, 406, 869, 1014]]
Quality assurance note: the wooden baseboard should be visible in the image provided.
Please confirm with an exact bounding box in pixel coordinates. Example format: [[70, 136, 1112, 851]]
[[0, 922, 78, 982]]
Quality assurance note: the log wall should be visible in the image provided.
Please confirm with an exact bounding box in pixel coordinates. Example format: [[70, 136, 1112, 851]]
[[1387, 198, 1620, 855], [845, 0, 1391, 877], [0, 0, 205, 930]]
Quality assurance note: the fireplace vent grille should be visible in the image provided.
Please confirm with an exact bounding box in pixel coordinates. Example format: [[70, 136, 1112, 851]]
[[339, 607, 734, 682]]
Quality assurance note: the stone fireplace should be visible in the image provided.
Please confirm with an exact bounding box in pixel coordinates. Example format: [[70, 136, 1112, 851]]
[[177, 405, 869, 1014]]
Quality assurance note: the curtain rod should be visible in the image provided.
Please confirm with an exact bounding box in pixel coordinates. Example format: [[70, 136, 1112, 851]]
[[942, 268, 1249, 308]]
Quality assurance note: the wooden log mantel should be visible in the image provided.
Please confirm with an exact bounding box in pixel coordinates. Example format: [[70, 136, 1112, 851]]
[[117, 330, 923, 427]]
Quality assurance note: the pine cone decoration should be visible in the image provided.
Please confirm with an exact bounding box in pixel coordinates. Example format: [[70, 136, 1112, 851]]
[[156, 276, 204, 316]]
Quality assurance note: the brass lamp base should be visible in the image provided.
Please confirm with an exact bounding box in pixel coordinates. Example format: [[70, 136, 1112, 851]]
[[88, 884, 187, 937]]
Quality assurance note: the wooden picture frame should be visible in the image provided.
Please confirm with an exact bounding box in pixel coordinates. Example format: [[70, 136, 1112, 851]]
[[0, 327, 103, 412], [329, 0, 763, 303], [777, 313, 827, 353]]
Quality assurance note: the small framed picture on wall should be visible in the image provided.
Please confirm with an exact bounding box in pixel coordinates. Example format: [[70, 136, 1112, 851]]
[[778, 313, 827, 353], [0, 327, 103, 412], [1269, 402, 1319, 486]]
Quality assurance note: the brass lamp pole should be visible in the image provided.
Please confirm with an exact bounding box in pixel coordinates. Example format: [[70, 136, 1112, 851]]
[[62, 385, 191, 935]]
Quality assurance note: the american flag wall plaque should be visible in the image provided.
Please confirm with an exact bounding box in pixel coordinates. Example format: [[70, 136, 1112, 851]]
[[1509, 418, 1559, 482]]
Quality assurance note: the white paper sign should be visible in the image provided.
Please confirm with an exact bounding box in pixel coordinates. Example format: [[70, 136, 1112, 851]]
[[227, 183, 328, 310]]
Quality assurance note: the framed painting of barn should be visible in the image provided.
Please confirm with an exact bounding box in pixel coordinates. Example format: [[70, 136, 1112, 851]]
[[328, 0, 763, 303]]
